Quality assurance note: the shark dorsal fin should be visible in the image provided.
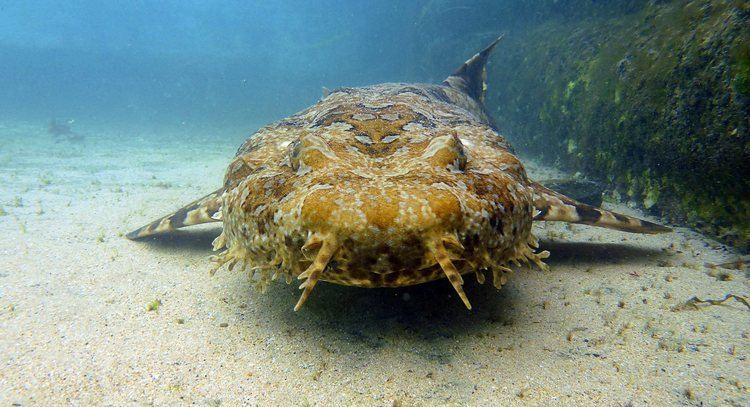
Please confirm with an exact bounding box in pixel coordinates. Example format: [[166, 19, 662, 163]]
[[442, 35, 504, 104]]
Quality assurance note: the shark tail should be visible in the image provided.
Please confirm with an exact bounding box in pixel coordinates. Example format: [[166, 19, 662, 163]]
[[126, 189, 224, 240], [530, 181, 671, 234]]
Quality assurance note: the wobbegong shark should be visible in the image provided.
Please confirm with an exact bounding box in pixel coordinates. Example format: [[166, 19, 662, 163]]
[[127, 36, 670, 311]]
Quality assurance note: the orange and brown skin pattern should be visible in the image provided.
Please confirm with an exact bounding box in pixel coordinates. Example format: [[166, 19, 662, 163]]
[[211, 83, 549, 309], [128, 37, 669, 310]]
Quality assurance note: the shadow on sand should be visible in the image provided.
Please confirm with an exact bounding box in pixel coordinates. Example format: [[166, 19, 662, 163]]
[[132, 231, 668, 358], [251, 239, 667, 358], [541, 239, 667, 267], [126, 226, 221, 254]]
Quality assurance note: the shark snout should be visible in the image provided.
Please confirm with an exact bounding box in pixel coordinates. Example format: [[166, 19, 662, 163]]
[[291, 184, 474, 310], [299, 184, 464, 238]]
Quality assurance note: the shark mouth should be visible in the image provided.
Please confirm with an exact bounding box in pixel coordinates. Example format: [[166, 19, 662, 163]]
[[209, 228, 550, 311]]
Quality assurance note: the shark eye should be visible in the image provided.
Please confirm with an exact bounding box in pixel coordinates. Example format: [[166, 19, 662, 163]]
[[448, 134, 468, 171], [224, 156, 265, 189], [289, 139, 303, 171], [424, 133, 467, 172], [288, 135, 335, 173]]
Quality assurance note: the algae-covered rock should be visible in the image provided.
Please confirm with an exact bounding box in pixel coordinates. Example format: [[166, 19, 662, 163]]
[[418, 0, 750, 250], [541, 179, 605, 207]]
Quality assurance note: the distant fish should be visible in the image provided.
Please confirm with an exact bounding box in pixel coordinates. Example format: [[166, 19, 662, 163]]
[[48, 119, 84, 143], [128, 35, 670, 311]]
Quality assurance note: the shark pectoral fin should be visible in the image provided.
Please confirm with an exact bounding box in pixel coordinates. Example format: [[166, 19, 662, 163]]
[[126, 188, 224, 240], [530, 181, 671, 234]]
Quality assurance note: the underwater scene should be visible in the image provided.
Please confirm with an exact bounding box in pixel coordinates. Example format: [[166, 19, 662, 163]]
[[1, 1, 748, 405]]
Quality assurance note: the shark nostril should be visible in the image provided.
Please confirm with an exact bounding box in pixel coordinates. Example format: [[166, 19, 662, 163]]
[[301, 234, 323, 258], [442, 234, 465, 253]]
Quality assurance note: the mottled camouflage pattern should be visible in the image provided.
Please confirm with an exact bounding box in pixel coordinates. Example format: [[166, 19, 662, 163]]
[[128, 37, 669, 310]]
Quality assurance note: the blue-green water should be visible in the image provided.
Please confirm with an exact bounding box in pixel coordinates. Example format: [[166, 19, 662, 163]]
[[1, 1, 748, 405], [0, 1, 646, 126], [0, 1, 428, 126]]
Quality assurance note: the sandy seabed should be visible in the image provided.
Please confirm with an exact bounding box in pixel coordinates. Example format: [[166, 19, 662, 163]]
[[0, 121, 747, 406]]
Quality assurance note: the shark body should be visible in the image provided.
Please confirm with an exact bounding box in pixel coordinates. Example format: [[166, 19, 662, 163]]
[[128, 37, 670, 310]]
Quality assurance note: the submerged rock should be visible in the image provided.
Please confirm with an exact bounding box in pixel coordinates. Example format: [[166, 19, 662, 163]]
[[539, 179, 604, 207], [418, 0, 750, 250]]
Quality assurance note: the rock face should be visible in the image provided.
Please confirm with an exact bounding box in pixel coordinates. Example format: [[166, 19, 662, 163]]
[[418, 0, 750, 250]]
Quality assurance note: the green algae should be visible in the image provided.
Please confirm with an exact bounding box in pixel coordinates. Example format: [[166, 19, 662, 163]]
[[733, 41, 750, 95], [413, 0, 749, 250], [672, 294, 750, 311], [146, 299, 162, 312], [480, 0, 750, 250]]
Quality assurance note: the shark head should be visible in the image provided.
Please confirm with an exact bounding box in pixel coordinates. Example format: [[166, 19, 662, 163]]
[[127, 35, 669, 311], [215, 79, 547, 310]]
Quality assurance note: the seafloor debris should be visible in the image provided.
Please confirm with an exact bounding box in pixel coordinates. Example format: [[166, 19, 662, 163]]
[[672, 294, 750, 312], [146, 299, 162, 312], [704, 257, 748, 270]]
